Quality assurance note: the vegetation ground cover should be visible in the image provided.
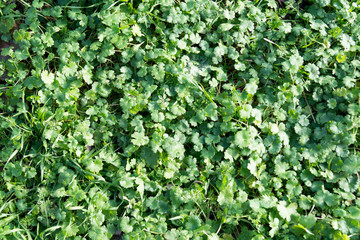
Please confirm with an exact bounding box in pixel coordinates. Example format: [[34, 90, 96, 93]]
[[0, 0, 360, 239]]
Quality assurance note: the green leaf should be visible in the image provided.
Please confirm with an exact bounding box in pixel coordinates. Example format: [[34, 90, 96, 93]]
[[85, 158, 103, 173], [292, 224, 313, 236], [218, 188, 233, 206], [120, 173, 135, 189], [164, 137, 185, 159], [336, 53, 346, 63], [185, 215, 202, 231], [300, 214, 316, 229], [245, 82, 258, 95], [218, 23, 234, 32], [234, 129, 252, 149], [333, 231, 350, 240], [277, 201, 298, 221], [304, 64, 319, 80], [41, 70, 55, 85], [347, 207, 360, 219], [119, 217, 133, 234], [131, 132, 149, 146]]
